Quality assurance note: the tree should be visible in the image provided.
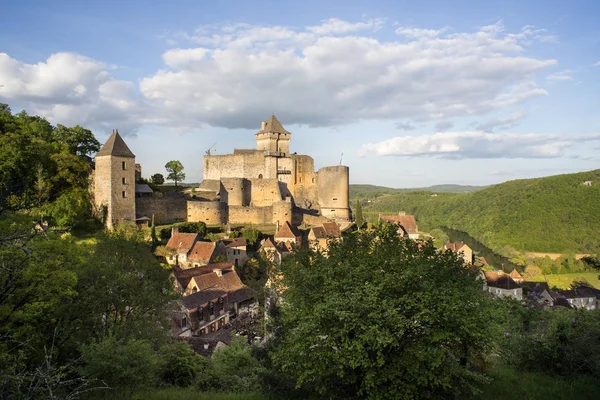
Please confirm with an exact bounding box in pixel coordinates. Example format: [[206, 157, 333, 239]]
[[272, 224, 497, 399], [354, 200, 364, 230], [523, 264, 543, 280], [150, 173, 164, 185], [242, 227, 261, 247], [165, 160, 185, 187]]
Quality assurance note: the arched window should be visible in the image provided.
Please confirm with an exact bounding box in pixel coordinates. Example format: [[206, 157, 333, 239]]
[[192, 287, 198, 293], [258, 174, 263, 179]]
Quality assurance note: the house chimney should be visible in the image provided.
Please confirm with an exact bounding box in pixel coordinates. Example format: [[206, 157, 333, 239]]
[[261, 121, 267, 130], [172, 226, 179, 236]]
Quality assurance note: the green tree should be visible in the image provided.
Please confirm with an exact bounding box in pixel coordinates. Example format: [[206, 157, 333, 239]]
[[151, 173, 165, 185], [159, 341, 205, 387], [523, 264, 543, 280], [242, 227, 261, 246], [45, 187, 91, 229], [209, 336, 264, 392], [53, 124, 101, 157], [354, 200, 364, 230], [165, 160, 185, 187], [272, 224, 497, 399]]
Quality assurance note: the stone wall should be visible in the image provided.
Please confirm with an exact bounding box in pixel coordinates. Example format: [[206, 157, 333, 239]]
[[248, 178, 282, 207], [272, 200, 293, 225], [187, 200, 225, 225], [204, 151, 265, 180], [228, 205, 273, 225], [136, 195, 187, 225]]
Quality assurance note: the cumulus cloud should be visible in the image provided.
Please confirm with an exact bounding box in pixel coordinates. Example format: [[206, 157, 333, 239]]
[[0, 52, 147, 133], [474, 110, 526, 132], [359, 132, 600, 159], [0, 18, 558, 132]]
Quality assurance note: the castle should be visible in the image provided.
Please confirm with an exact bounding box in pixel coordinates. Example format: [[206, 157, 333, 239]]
[[92, 115, 351, 228]]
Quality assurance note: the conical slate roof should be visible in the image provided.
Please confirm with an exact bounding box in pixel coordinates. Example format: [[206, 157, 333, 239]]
[[257, 114, 290, 135], [96, 130, 135, 158]]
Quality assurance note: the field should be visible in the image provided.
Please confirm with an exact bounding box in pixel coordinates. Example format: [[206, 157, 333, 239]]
[[530, 272, 600, 289]]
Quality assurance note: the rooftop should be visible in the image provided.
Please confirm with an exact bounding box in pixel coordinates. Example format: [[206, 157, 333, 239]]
[[96, 129, 135, 158]]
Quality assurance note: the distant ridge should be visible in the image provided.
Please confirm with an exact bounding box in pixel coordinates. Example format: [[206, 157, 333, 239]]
[[350, 183, 485, 199]]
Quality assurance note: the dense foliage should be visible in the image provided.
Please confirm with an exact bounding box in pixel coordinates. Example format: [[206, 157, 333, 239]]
[[271, 225, 498, 399], [364, 170, 600, 254], [0, 104, 100, 220]]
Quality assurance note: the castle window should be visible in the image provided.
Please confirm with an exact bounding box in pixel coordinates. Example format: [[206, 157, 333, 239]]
[[122, 177, 127, 185], [122, 191, 126, 198], [122, 161, 127, 170], [258, 174, 263, 179], [333, 197, 338, 201]]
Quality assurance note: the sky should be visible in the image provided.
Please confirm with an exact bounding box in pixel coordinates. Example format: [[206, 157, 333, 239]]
[[1, 0, 599, 187]]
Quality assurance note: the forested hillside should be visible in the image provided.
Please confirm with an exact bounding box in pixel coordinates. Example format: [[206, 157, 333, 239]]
[[350, 183, 484, 199], [364, 170, 600, 255]]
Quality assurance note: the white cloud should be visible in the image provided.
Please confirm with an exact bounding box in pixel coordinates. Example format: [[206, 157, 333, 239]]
[[0, 18, 558, 132], [593, 61, 600, 67], [547, 69, 573, 81], [359, 132, 600, 159], [396, 121, 415, 131], [475, 110, 526, 132], [0, 52, 145, 133]]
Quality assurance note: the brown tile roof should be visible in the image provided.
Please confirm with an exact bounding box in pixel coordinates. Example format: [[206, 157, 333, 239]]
[[222, 237, 247, 248], [188, 241, 218, 262], [166, 232, 199, 254], [96, 130, 135, 158], [446, 242, 468, 252], [172, 263, 234, 290], [181, 287, 227, 310], [310, 226, 327, 239], [380, 214, 418, 234], [322, 222, 341, 237], [259, 237, 278, 250], [182, 329, 233, 357], [256, 114, 290, 135], [484, 271, 521, 289], [509, 269, 523, 281], [229, 287, 257, 304], [522, 281, 550, 294], [275, 221, 301, 239], [219, 270, 245, 292]]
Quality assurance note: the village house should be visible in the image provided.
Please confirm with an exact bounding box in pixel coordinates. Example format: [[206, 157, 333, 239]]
[[165, 227, 226, 269], [222, 237, 248, 267], [274, 221, 302, 249], [521, 281, 554, 307], [182, 330, 233, 357], [378, 212, 419, 239], [550, 286, 597, 310], [444, 242, 473, 265], [180, 285, 229, 336], [307, 221, 342, 251], [258, 237, 289, 265], [508, 269, 524, 284], [171, 262, 257, 316], [483, 271, 522, 301]]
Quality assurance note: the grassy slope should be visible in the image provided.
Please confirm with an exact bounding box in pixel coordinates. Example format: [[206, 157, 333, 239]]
[[363, 170, 600, 254], [530, 272, 600, 289], [349, 184, 484, 199]]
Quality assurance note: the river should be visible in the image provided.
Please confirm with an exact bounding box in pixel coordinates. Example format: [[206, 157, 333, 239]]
[[441, 227, 519, 272]]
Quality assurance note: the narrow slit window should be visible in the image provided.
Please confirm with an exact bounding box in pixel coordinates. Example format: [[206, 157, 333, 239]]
[[122, 177, 126, 184], [122, 161, 127, 170], [122, 191, 126, 198]]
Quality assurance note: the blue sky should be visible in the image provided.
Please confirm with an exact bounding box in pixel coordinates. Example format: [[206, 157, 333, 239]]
[[1, 0, 599, 187]]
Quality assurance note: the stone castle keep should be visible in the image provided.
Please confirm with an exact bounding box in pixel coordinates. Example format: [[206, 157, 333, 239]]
[[93, 115, 351, 228]]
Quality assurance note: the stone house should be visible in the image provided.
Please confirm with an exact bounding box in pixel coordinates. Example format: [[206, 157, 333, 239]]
[[445, 242, 473, 265], [379, 212, 419, 239], [180, 286, 229, 336], [522, 281, 554, 307], [258, 237, 290, 265], [222, 237, 248, 267], [508, 269, 524, 284], [182, 330, 233, 357], [483, 271, 522, 300], [165, 227, 226, 269], [188, 241, 227, 268], [551, 287, 597, 310], [171, 262, 234, 296], [308, 222, 342, 251], [274, 221, 302, 248]]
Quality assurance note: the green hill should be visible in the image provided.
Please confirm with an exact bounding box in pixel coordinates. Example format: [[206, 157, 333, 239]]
[[350, 183, 484, 199], [363, 170, 600, 255]]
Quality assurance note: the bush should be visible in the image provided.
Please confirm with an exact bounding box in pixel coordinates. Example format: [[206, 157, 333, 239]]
[[178, 222, 208, 236], [159, 341, 207, 387]]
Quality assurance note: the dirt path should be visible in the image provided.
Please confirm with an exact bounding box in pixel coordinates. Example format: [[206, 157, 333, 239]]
[[526, 252, 590, 260]]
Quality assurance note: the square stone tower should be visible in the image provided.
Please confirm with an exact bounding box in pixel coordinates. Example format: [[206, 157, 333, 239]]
[[93, 129, 136, 228], [255, 114, 291, 154]]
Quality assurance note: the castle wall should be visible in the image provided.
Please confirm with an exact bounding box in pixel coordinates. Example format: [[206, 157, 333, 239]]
[[228, 205, 273, 225], [204, 151, 265, 180], [317, 165, 351, 220], [136, 196, 186, 225], [248, 178, 282, 207], [272, 200, 293, 225], [187, 201, 225, 225], [220, 178, 250, 207]]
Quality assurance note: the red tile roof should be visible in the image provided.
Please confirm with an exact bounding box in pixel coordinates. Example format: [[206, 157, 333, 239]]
[[188, 241, 218, 262], [275, 221, 301, 239], [380, 214, 418, 234], [166, 232, 200, 254], [322, 222, 341, 237], [222, 237, 247, 248], [445, 242, 468, 252]]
